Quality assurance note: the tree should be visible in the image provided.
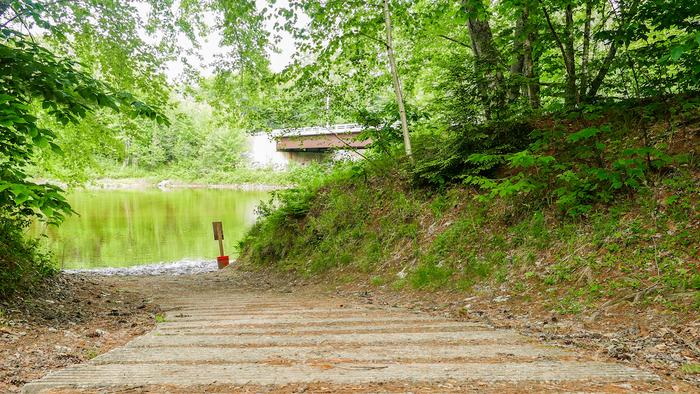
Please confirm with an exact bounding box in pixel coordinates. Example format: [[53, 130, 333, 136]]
[[8, 0, 272, 183], [462, 0, 506, 117], [383, 0, 412, 158], [0, 2, 166, 223], [280, 0, 418, 157]]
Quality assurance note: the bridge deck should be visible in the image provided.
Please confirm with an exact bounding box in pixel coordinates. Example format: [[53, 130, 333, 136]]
[[276, 131, 371, 151]]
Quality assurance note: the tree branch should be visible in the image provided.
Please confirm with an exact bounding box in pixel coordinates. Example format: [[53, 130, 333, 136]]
[[1, 0, 64, 29], [540, 2, 570, 70], [1, 11, 22, 29], [438, 34, 470, 47], [356, 31, 388, 49], [327, 128, 372, 162], [586, 40, 618, 99], [585, 0, 641, 100], [11, 6, 34, 42], [0, 0, 11, 18]]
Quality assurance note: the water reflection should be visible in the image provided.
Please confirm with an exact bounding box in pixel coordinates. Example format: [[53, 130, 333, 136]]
[[32, 188, 268, 269]]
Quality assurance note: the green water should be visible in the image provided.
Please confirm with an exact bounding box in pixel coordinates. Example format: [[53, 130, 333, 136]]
[[32, 189, 269, 269]]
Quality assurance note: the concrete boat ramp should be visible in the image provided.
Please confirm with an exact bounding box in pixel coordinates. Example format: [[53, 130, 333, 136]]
[[23, 289, 659, 393]]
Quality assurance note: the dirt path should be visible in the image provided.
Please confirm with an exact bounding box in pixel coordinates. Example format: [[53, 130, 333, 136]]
[[19, 271, 688, 393]]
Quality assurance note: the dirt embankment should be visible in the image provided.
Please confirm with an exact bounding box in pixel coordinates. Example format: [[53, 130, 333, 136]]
[[0, 275, 160, 393]]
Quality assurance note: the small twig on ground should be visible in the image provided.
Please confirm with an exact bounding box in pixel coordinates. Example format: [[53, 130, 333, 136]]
[[588, 296, 624, 322], [575, 265, 594, 284], [559, 244, 588, 264], [632, 283, 658, 303], [588, 283, 658, 321]]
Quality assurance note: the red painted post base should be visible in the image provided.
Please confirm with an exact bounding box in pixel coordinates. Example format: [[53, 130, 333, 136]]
[[217, 255, 229, 269]]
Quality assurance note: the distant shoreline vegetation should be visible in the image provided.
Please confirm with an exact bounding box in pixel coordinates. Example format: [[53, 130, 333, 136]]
[[31, 162, 333, 192], [88, 178, 289, 192]]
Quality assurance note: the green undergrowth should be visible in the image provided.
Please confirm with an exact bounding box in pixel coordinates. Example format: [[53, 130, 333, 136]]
[[50, 160, 332, 187], [0, 218, 57, 301], [239, 99, 700, 315], [240, 166, 699, 314]]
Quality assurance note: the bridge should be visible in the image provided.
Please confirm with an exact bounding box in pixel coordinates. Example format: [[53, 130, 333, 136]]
[[271, 123, 371, 152], [247, 124, 371, 168]]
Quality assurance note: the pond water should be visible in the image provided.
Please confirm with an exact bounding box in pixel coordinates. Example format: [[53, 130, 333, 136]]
[[32, 189, 269, 269]]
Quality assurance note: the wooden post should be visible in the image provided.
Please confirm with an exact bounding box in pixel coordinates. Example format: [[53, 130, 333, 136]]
[[212, 221, 224, 256], [212, 221, 229, 269]]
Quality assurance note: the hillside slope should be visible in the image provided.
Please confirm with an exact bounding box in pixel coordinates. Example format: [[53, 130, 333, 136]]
[[239, 98, 700, 384]]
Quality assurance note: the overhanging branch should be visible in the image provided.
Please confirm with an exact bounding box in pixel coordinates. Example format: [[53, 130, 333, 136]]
[[438, 34, 470, 47]]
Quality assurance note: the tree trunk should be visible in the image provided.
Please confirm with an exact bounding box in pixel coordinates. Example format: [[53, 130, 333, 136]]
[[542, 3, 577, 108], [523, 18, 540, 109], [586, 41, 618, 100], [383, 0, 413, 160], [509, 8, 527, 100], [563, 4, 577, 106], [122, 136, 132, 168], [584, 0, 640, 101], [579, 0, 592, 100], [464, 0, 504, 118]]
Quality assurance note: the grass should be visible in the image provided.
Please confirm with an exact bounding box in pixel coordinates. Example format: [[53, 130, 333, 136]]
[[370, 275, 385, 286], [237, 99, 700, 316], [154, 313, 167, 323], [83, 347, 99, 360], [681, 363, 700, 374], [239, 157, 699, 316]]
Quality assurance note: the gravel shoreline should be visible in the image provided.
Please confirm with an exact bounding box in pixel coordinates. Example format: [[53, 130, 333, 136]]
[[33, 178, 289, 192], [88, 178, 288, 191], [63, 259, 221, 276]]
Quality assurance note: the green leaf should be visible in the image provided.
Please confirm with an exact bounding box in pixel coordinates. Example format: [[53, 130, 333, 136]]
[[41, 205, 54, 218], [49, 142, 63, 155], [670, 45, 685, 61], [34, 136, 49, 149], [569, 127, 600, 142], [14, 192, 31, 205]]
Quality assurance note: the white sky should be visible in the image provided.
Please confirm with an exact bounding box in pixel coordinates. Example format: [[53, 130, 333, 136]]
[[162, 0, 301, 80]]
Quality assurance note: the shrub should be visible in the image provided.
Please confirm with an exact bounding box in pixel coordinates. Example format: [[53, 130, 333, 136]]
[[411, 119, 534, 187], [0, 218, 57, 300]]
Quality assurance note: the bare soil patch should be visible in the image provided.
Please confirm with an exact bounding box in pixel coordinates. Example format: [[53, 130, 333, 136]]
[[0, 274, 160, 393]]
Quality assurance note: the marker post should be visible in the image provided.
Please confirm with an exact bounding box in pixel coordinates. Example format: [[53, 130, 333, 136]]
[[212, 221, 229, 269]]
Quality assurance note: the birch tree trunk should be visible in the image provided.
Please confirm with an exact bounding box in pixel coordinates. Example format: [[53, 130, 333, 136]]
[[383, 0, 413, 160]]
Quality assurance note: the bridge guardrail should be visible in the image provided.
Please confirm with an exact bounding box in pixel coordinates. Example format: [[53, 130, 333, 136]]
[[270, 123, 364, 137]]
